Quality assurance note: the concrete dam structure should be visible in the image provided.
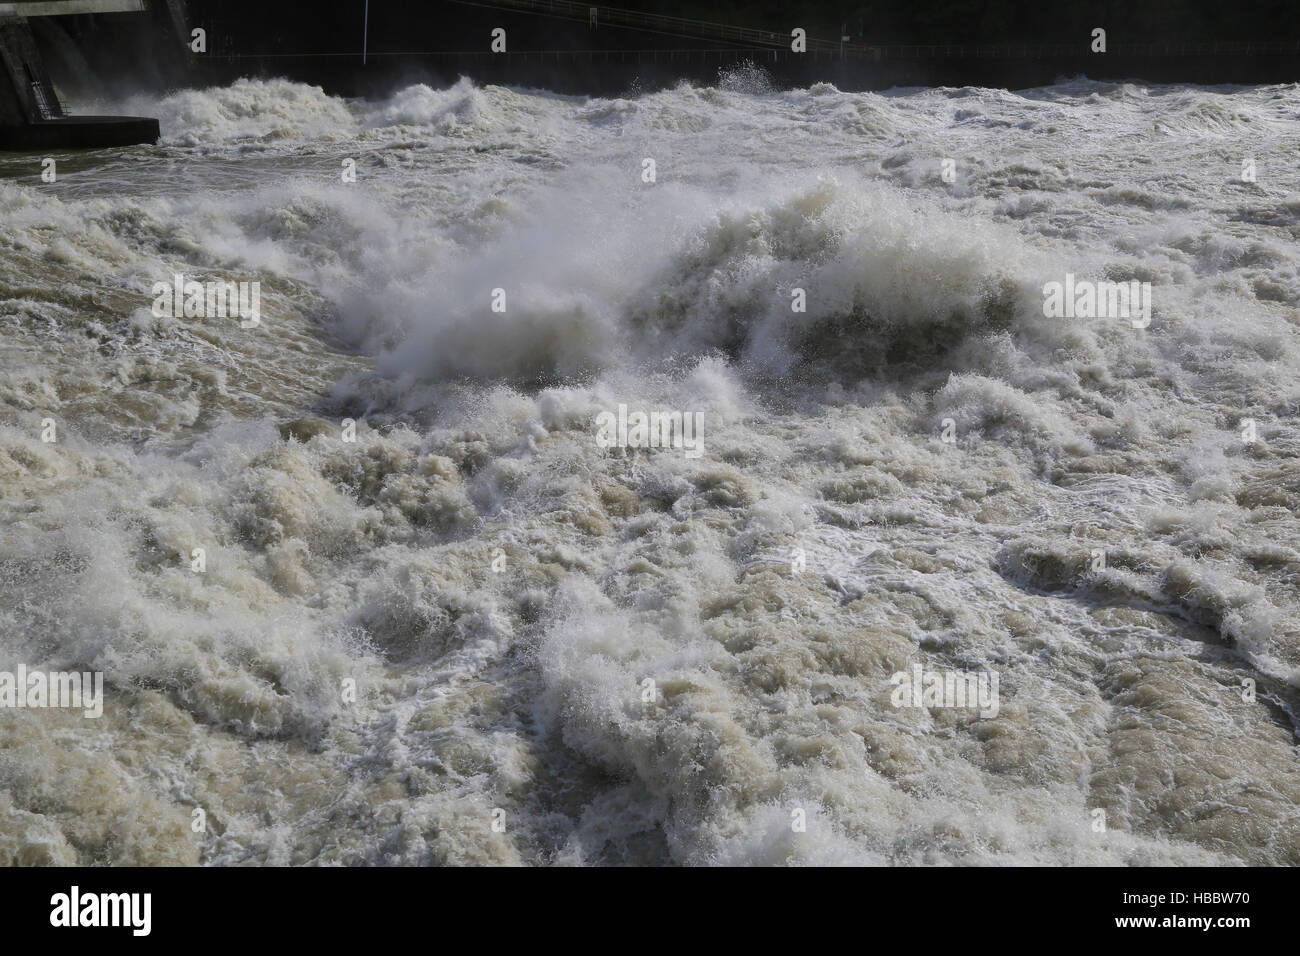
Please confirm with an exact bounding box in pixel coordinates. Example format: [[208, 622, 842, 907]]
[[0, 0, 168, 149], [3, 0, 1300, 147], [180, 0, 1300, 96]]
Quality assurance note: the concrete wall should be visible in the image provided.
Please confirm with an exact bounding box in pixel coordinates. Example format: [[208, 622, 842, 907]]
[[0, 16, 63, 124], [30, 0, 192, 99], [179, 1, 1300, 96], [0, 2, 145, 15], [0, 0, 173, 149], [0, 1, 151, 128]]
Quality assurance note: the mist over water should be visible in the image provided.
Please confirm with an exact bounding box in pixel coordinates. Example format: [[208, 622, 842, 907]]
[[2, 71, 1299, 865]]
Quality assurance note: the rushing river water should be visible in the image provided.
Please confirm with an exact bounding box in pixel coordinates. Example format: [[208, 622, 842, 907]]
[[1, 71, 1299, 864]]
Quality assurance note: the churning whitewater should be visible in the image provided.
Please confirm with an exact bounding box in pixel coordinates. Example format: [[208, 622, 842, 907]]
[[1, 72, 1299, 865]]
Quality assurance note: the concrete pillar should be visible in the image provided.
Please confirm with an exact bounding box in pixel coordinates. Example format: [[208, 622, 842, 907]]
[[0, 9, 161, 149], [0, 16, 63, 124]]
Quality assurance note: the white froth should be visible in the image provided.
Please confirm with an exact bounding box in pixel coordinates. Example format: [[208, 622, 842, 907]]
[[1, 75, 1298, 865]]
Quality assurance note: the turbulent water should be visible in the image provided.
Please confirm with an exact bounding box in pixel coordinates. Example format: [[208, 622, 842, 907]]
[[1, 71, 1299, 866]]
